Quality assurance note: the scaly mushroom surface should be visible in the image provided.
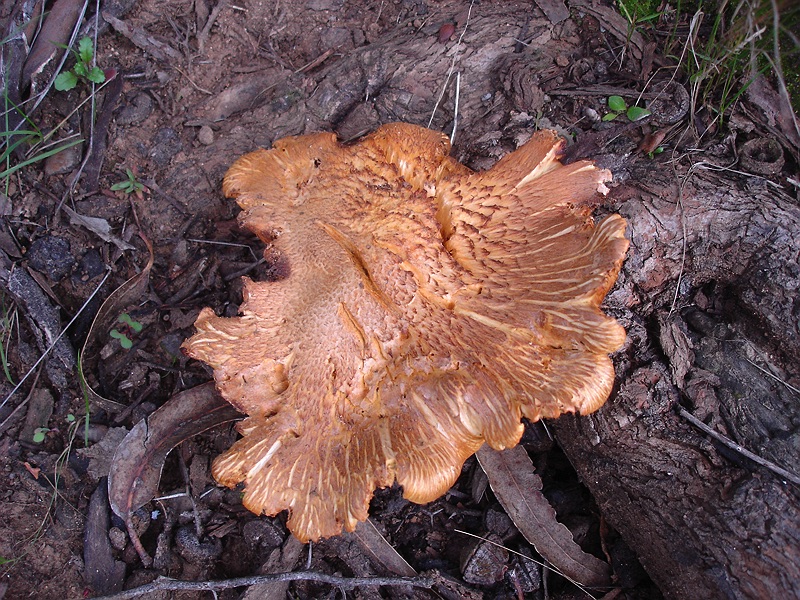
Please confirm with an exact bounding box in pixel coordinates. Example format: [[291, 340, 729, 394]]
[[183, 123, 629, 542]]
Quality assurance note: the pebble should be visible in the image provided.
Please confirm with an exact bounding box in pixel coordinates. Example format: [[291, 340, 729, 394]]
[[116, 92, 153, 126], [198, 125, 214, 146], [438, 22, 455, 43], [109, 526, 128, 551], [243, 518, 285, 550], [43, 143, 82, 176]]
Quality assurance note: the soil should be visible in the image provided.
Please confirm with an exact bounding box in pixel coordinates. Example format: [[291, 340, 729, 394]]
[[0, 0, 798, 599]]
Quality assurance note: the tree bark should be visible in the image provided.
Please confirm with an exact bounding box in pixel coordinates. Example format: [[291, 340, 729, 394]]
[[555, 165, 800, 600]]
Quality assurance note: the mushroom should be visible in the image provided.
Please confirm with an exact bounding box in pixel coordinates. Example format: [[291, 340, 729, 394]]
[[183, 123, 629, 542]]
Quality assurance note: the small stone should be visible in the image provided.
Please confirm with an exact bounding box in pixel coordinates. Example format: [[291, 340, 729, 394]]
[[116, 92, 153, 126], [43, 143, 82, 176], [198, 125, 214, 146], [243, 518, 285, 550], [109, 526, 127, 551]]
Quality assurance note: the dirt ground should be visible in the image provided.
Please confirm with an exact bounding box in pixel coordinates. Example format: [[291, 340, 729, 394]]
[[0, 0, 798, 598]]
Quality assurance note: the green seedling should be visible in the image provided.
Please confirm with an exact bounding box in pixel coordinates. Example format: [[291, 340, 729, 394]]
[[32, 413, 76, 443], [603, 95, 651, 122], [110, 168, 146, 197], [110, 313, 143, 350], [32, 427, 49, 443], [54, 37, 106, 91]]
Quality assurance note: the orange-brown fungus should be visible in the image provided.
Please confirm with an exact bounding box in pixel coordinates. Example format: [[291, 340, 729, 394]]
[[183, 123, 629, 542]]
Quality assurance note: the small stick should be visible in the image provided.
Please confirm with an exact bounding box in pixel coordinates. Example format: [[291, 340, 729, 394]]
[[92, 571, 436, 599], [428, 0, 474, 128], [677, 407, 800, 486], [197, 0, 229, 53], [126, 514, 153, 568]]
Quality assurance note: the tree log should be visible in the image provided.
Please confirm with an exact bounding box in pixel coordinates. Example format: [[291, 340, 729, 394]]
[[555, 164, 800, 599]]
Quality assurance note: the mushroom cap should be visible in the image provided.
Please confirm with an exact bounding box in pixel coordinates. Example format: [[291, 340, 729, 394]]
[[183, 123, 628, 542]]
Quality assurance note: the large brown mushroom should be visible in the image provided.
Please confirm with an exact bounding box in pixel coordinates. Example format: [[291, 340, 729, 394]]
[[183, 123, 628, 542]]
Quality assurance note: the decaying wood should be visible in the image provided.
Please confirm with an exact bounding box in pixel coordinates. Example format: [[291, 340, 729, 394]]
[[555, 165, 800, 600]]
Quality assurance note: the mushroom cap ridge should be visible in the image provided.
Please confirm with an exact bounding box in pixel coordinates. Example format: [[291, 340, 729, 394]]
[[182, 123, 629, 542]]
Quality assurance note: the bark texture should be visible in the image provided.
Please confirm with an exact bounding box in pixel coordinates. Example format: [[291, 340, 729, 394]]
[[556, 165, 800, 600]]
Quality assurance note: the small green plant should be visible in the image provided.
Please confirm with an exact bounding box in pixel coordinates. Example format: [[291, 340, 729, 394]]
[[0, 298, 16, 385], [31, 414, 76, 444], [0, 101, 82, 181], [603, 95, 651, 122], [110, 313, 143, 350], [616, 0, 662, 28], [32, 427, 49, 443], [110, 168, 146, 197], [54, 37, 106, 91]]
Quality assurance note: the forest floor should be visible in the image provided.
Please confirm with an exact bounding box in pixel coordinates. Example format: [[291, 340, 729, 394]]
[[0, 0, 798, 599]]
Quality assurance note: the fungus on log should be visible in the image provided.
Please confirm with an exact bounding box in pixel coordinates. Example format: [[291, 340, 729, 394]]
[[182, 123, 629, 542]]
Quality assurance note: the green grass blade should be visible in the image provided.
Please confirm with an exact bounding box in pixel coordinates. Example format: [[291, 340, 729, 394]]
[[0, 138, 83, 179]]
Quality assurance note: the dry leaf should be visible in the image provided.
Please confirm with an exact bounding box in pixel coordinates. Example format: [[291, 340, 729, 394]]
[[79, 235, 154, 413], [346, 519, 417, 577], [63, 205, 135, 252], [107, 383, 242, 522], [476, 444, 611, 587]]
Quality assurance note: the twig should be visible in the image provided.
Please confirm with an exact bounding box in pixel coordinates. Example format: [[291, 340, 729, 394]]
[[188, 238, 259, 261], [126, 513, 152, 568], [174, 65, 213, 94], [295, 48, 334, 74], [455, 529, 599, 599], [197, 0, 229, 54], [450, 71, 461, 145], [92, 571, 435, 599], [223, 257, 266, 282], [667, 150, 689, 317], [677, 407, 800, 486], [743, 357, 800, 396]]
